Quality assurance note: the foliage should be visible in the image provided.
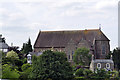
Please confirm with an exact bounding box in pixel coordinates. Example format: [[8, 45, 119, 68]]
[[6, 50, 19, 58], [20, 63, 32, 79], [1, 37, 5, 43], [0, 51, 6, 59], [21, 63, 31, 71], [75, 68, 84, 77], [23, 58, 27, 64], [30, 50, 74, 80], [2, 64, 20, 79], [74, 68, 112, 80], [92, 69, 110, 79], [73, 47, 91, 66], [21, 38, 32, 56], [112, 48, 120, 71], [83, 69, 93, 78], [2, 57, 23, 71], [105, 51, 112, 59]]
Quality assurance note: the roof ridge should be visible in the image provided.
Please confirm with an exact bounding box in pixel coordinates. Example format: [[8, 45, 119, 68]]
[[41, 29, 100, 32]]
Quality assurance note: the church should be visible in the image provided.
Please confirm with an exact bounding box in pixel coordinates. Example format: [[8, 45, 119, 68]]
[[31, 28, 114, 71]]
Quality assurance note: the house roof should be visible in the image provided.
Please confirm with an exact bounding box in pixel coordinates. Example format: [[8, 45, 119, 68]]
[[34, 29, 110, 48], [92, 59, 114, 63], [0, 42, 9, 49]]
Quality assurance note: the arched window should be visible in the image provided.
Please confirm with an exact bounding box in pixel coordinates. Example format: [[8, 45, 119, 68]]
[[106, 63, 110, 69], [97, 63, 101, 69]]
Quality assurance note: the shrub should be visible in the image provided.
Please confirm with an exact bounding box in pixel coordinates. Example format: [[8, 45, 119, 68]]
[[75, 68, 84, 77], [2, 64, 20, 79], [83, 69, 93, 78], [21, 63, 31, 71], [6, 50, 19, 58]]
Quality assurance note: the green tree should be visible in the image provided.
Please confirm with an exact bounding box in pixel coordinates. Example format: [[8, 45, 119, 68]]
[[73, 47, 91, 66], [75, 68, 84, 77], [0, 51, 6, 59], [20, 63, 32, 79], [6, 50, 19, 58], [30, 50, 74, 80], [112, 48, 120, 71], [92, 69, 110, 79], [21, 63, 31, 71], [2, 64, 20, 79], [83, 69, 93, 78], [21, 38, 32, 56]]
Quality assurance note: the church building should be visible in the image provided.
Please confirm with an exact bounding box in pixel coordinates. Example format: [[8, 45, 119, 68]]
[[33, 28, 114, 71]]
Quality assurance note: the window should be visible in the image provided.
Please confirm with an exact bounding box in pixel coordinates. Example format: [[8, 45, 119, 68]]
[[106, 63, 110, 69], [68, 55, 70, 60], [97, 63, 101, 69], [27, 56, 31, 60], [102, 45, 106, 54]]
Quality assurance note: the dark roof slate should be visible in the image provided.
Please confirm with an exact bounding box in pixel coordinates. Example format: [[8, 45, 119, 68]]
[[34, 29, 110, 48]]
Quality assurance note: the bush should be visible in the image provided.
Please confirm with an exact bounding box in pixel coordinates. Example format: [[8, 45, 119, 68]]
[[83, 69, 93, 78], [30, 50, 74, 80], [20, 63, 32, 79], [21, 63, 31, 71], [75, 77, 85, 80], [75, 68, 84, 77], [6, 50, 19, 58], [2, 64, 20, 79]]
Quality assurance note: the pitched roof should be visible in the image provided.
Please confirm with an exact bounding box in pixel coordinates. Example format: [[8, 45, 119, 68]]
[[0, 42, 9, 49], [34, 29, 110, 48]]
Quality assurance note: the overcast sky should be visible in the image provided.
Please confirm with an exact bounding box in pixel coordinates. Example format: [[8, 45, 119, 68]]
[[0, 0, 119, 51]]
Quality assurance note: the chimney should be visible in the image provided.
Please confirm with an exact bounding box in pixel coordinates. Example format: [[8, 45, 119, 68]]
[[99, 24, 101, 30], [11, 43, 13, 47]]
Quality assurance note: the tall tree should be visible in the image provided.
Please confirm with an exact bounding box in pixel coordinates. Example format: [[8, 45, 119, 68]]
[[30, 50, 74, 80], [112, 48, 120, 71], [21, 38, 32, 56], [73, 47, 91, 66]]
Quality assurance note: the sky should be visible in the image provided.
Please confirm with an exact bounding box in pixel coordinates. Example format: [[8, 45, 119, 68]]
[[0, 0, 119, 51]]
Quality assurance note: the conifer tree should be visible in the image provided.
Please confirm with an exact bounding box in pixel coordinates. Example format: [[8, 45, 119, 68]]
[[21, 38, 33, 56]]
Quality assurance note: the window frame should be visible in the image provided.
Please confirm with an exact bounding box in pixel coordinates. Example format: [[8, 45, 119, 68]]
[[97, 63, 101, 69], [106, 63, 110, 69]]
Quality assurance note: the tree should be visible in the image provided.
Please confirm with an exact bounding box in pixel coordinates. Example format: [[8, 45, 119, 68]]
[[6, 50, 19, 58], [20, 63, 32, 79], [112, 48, 120, 71], [21, 38, 32, 56], [92, 69, 110, 79], [73, 47, 91, 66], [83, 69, 93, 78], [2, 64, 20, 79], [75, 68, 84, 77], [21, 63, 31, 71], [3, 50, 23, 71], [30, 50, 74, 80]]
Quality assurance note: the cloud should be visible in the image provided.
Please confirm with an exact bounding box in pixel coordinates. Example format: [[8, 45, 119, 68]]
[[95, 0, 118, 9], [0, 0, 118, 50]]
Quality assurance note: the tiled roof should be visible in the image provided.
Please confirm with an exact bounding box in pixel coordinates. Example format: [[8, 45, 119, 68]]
[[34, 29, 110, 48], [0, 42, 9, 49], [92, 59, 113, 63]]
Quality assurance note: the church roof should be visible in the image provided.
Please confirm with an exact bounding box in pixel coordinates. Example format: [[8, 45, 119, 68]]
[[34, 29, 110, 48]]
